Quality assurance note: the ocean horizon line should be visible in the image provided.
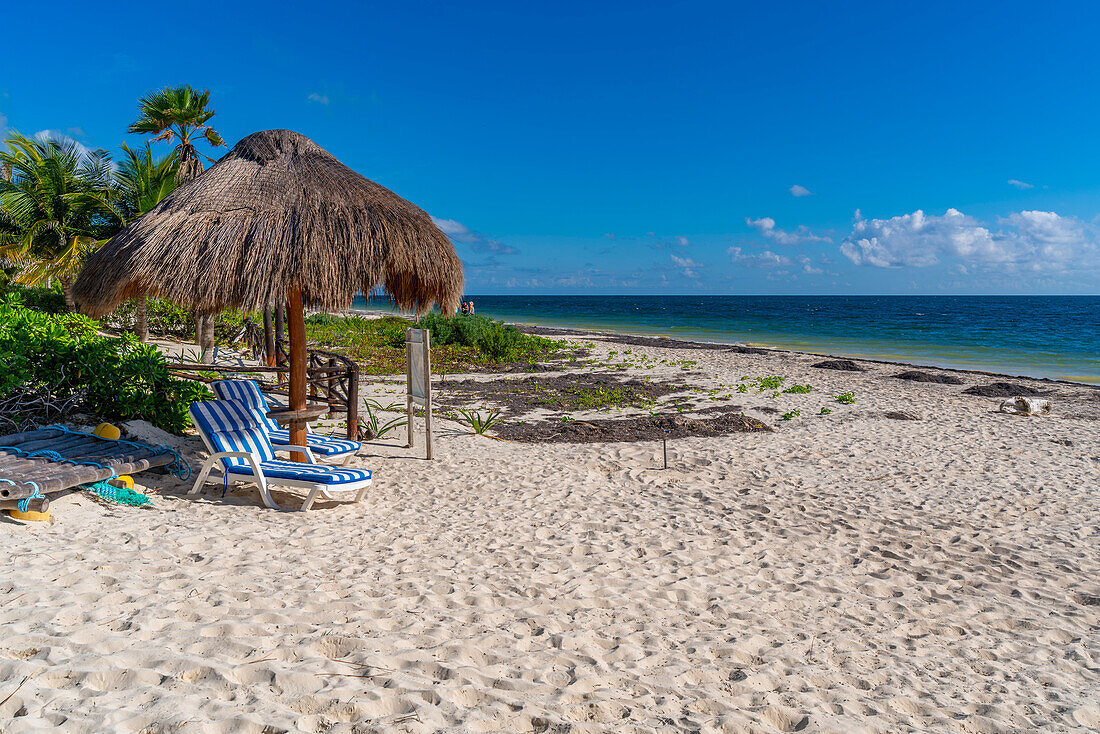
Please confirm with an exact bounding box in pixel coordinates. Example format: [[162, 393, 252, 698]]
[[350, 293, 1100, 384]]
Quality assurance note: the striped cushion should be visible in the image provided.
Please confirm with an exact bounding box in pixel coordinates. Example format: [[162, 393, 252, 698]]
[[189, 400, 275, 469], [212, 379, 279, 431], [212, 379, 361, 456], [226, 460, 372, 485], [267, 428, 360, 457]]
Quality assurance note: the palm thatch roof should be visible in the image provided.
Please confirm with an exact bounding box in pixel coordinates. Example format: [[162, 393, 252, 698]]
[[73, 129, 463, 317]]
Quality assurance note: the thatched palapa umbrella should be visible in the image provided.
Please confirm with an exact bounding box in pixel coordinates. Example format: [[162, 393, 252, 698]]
[[74, 129, 463, 453]]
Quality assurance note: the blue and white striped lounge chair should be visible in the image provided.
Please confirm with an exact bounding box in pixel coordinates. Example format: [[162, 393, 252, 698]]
[[188, 399, 372, 511], [211, 379, 360, 464]]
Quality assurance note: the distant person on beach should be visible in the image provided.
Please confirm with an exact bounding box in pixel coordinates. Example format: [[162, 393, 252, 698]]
[[460, 301, 470, 315], [468, 301, 475, 315]]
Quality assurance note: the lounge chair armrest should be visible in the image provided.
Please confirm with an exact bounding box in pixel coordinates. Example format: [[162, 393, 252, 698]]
[[272, 445, 317, 463], [208, 451, 258, 460]]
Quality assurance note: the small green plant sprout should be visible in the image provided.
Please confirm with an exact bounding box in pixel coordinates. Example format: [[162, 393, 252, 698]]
[[782, 383, 813, 394], [457, 407, 504, 435], [780, 409, 801, 421], [835, 392, 856, 404], [560, 414, 574, 423], [737, 383, 748, 393], [357, 401, 408, 440], [819, 407, 833, 415]]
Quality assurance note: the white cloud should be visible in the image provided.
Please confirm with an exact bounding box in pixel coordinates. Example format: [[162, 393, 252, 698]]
[[840, 208, 1098, 271], [728, 246, 791, 268], [798, 255, 823, 274], [431, 215, 518, 255], [1007, 179, 1034, 189], [670, 254, 700, 278], [431, 217, 471, 237], [746, 217, 832, 245], [307, 92, 330, 105], [0, 112, 10, 138], [649, 234, 691, 249], [789, 184, 813, 197]]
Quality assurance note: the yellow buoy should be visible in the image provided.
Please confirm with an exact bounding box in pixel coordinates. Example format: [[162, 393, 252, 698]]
[[8, 508, 51, 522], [93, 423, 121, 440]]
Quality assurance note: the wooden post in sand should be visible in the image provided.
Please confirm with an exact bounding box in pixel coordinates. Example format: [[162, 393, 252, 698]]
[[286, 287, 308, 462], [406, 328, 433, 460]]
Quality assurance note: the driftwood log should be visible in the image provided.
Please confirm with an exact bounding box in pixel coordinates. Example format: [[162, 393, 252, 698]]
[[0, 496, 49, 513], [0, 429, 176, 501]]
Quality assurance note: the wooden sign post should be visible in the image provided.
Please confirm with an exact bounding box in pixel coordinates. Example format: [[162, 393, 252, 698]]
[[405, 328, 433, 459]]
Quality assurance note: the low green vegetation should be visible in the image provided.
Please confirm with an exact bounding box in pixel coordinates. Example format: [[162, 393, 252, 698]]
[[780, 409, 801, 421], [835, 392, 856, 404], [357, 399, 407, 439], [530, 382, 658, 412], [305, 312, 564, 375], [819, 406, 833, 415], [108, 296, 253, 343], [740, 375, 786, 393], [0, 295, 210, 433], [457, 407, 504, 435], [782, 383, 814, 394]]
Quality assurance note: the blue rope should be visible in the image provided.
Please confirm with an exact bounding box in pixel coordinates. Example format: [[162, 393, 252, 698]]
[[42, 425, 191, 481], [17, 482, 42, 513]]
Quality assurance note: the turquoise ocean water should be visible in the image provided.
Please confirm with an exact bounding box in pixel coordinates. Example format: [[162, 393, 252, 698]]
[[354, 295, 1100, 383]]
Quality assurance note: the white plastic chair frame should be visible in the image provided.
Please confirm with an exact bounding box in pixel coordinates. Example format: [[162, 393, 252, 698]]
[[190, 434, 372, 511]]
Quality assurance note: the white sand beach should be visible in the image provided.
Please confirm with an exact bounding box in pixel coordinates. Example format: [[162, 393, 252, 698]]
[[2, 334, 1099, 733]]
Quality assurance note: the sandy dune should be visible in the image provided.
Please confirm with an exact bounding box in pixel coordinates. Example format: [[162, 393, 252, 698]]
[[2, 338, 1099, 732]]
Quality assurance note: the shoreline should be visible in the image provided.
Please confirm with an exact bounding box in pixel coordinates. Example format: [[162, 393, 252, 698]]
[[349, 305, 1100, 387]]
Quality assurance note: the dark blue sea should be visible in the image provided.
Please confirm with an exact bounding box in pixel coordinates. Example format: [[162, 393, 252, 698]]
[[354, 295, 1100, 383]]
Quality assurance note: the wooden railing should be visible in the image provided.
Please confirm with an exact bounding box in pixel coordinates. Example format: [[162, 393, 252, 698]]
[[168, 351, 360, 440]]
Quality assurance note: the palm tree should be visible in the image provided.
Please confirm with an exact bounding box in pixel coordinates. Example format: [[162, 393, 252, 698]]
[[115, 143, 179, 339], [0, 133, 119, 310], [129, 85, 225, 357], [129, 85, 225, 184]]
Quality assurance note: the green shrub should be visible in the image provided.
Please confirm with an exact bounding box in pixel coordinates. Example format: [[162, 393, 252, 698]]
[[2, 283, 67, 313], [0, 295, 211, 433], [414, 313, 557, 362], [105, 298, 260, 348], [108, 297, 195, 337]]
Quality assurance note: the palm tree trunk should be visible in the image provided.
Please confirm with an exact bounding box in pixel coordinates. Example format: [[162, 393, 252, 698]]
[[134, 292, 149, 342], [262, 306, 276, 366], [60, 277, 76, 312], [194, 309, 204, 350], [199, 313, 216, 363], [274, 302, 286, 383]]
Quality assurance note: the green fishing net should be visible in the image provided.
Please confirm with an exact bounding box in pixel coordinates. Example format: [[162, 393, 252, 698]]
[[83, 481, 152, 507]]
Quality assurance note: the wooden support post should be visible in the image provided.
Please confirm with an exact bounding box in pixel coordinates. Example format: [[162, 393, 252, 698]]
[[346, 365, 359, 441], [406, 327, 415, 449], [423, 328, 433, 460], [326, 357, 338, 412], [287, 288, 308, 462]]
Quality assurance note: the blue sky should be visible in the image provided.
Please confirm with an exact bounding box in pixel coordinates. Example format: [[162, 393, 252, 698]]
[[3, 1, 1099, 294]]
